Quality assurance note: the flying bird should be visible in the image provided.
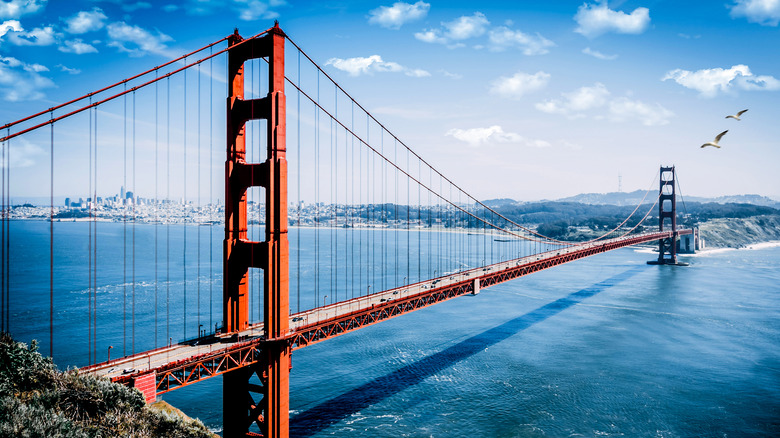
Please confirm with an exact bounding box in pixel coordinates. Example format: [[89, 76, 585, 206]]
[[726, 109, 748, 120], [701, 130, 728, 148]]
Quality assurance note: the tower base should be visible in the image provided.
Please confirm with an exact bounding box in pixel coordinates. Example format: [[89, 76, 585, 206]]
[[646, 260, 689, 266]]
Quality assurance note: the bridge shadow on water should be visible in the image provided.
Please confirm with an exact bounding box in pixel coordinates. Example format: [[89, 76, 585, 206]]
[[290, 266, 645, 436]]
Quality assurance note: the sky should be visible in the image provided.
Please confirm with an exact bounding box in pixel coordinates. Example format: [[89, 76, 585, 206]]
[[1, 0, 779, 202]]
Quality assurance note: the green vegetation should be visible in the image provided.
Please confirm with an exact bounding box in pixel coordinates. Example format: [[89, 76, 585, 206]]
[[0, 333, 214, 438]]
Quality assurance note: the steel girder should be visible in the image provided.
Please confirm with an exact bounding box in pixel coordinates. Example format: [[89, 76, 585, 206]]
[[109, 230, 688, 395]]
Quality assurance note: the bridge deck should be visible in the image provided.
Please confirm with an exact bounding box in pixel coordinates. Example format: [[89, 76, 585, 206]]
[[81, 230, 689, 393]]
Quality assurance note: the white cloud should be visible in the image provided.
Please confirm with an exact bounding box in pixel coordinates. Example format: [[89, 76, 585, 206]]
[[416, 12, 490, 46], [368, 1, 429, 29], [0, 137, 46, 168], [234, 0, 285, 21], [326, 54, 429, 78], [156, 0, 284, 17], [447, 125, 521, 145], [406, 68, 431, 77], [582, 46, 617, 60], [0, 56, 55, 101], [3, 25, 57, 46], [0, 19, 21, 38], [608, 97, 673, 126], [414, 29, 447, 44], [536, 83, 610, 115], [574, 1, 650, 38], [56, 64, 81, 75], [490, 71, 550, 99], [488, 26, 555, 54], [441, 70, 462, 79], [0, 0, 46, 20], [106, 21, 173, 57], [59, 38, 97, 54], [536, 82, 673, 126], [729, 0, 780, 26], [63, 8, 107, 34], [442, 12, 489, 40], [663, 64, 780, 97], [416, 13, 553, 55], [446, 125, 550, 148]]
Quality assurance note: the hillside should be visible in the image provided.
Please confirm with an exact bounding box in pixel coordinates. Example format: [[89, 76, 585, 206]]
[[0, 333, 215, 438], [553, 191, 780, 209], [697, 215, 780, 248]]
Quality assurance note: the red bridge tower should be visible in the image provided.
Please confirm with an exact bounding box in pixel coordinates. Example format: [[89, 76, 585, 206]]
[[648, 165, 686, 266], [224, 24, 290, 438]]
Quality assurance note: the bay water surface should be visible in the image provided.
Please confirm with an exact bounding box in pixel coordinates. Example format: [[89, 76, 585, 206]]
[[6, 221, 779, 437]]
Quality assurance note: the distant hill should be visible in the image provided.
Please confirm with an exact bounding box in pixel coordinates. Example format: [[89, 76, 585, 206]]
[[528, 191, 780, 209], [684, 194, 780, 209], [554, 190, 651, 206], [482, 198, 522, 208]]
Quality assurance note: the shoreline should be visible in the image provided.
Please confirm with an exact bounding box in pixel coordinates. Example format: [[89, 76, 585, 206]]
[[686, 240, 780, 256]]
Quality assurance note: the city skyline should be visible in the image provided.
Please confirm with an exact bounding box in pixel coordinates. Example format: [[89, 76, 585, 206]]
[[1, 1, 779, 201]]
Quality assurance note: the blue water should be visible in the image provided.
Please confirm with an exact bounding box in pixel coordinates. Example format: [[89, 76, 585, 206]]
[[5, 221, 780, 436]]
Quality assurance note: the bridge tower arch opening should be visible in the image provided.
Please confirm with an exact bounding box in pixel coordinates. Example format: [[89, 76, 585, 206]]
[[224, 23, 290, 438], [648, 165, 687, 266]]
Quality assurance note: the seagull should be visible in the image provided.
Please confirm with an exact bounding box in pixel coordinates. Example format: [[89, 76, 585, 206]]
[[726, 109, 748, 120], [701, 130, 728, 148]]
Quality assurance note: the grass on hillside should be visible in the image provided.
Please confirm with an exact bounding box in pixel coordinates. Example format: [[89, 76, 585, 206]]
[[0, 333, 214, 438]]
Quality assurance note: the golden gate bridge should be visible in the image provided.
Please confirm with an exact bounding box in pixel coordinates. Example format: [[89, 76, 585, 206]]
[[0, 23, 692, 437]]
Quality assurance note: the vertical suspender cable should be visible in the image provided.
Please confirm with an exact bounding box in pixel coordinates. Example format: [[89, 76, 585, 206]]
[[3, 129, 7, 333], [166, 77, 171, 346], [155, 72, 159, 348], [93, 108, 98, 361], [88, 100, 93, 365], [1, 130, 5, 334], [296, 49, 301, 314], [123, 86, 127, 357], [132, 90, 136, 356], [197, 63, 201, 334], [333, 87, 337, 303], [4, 128, 8, 332], [209, 47, 213, 331], [183, 61, 188, 340], [394, 138, 398, 287], [365, 115, 369, 295], [49, 111, 54, 358], [356, 101, 361, 298], [314, 70, 319, 310], [349, 103, 353, 299], [1, 132, 4, 334], [330, 115, 334, 303], [381, 131, 385, 292]]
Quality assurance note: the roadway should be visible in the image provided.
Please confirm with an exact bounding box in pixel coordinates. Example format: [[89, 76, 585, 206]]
[[83, 230, 686, 388]]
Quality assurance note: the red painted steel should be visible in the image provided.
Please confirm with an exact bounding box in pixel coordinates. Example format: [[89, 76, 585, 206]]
[[262, 23, 291, 438], [223, 23, 289, 438], [108, 230, 690, 397], [655, 166, 678, 264], [132, 372, 157, 404]]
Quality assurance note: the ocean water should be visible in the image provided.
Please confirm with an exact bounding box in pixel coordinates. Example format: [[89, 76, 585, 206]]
[[5, 221, 780, 437]]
